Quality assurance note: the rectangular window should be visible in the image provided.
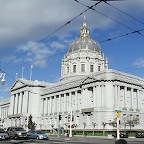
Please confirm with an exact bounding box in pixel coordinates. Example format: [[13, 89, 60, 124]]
[[73, 65, 76, 73], [81, 64, 85, 72], [67, 66, 69, 74], [98, 66, 100, 71], [90, 65, 94, 72]]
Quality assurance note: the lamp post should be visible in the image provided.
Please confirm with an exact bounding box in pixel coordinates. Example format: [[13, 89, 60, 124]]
[[0, 73, 6, 85], [115, 109, 122, 140], [69, 109, 73, 137]]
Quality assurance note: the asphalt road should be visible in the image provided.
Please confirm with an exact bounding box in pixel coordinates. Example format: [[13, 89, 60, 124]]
[[0, 136, 144, 144]]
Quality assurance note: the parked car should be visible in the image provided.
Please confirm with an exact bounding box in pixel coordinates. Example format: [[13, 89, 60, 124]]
[[7, 127, 28, 140], [0, 128, 9, 140], [135, 132, 144, 138], [120, 131, 128, 138], [27, 130, 49, 140]]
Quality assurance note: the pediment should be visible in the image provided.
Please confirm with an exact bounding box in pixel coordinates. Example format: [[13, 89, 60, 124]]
[[80, 76, 96, 85], [11, 80, 26, 91]]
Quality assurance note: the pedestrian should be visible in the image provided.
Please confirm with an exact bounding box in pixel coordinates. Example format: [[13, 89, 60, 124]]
[[115, 139, 127, 144]]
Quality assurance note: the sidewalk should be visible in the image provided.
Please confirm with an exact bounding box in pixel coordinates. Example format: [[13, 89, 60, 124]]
[[49, 134, 144, 142]]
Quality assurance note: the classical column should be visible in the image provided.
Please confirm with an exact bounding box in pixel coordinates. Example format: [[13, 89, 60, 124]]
[[114, 85, 118, 107], [139, 90, 142, 110], [130, 88, 133, 109], [55, 96, 57, 113], [75, 91, 78, 111], [101, 85, 104, 108], [44, 98, 47, 115], [64, 93, 67, 112], [47, 97, 50, 114], [9, 95, 15, 115], [82, 88, 86, 109], [59, 95, 61, 113], [50, 97, 52, 114], [85, 88, 88, 108], [42, 98, 44, 115], [14, 94, 18, 114], [69, 92, 72, 111], [46, 97, 48, 115], [124, 86, 127, 108], [96, 85, 101, 108], [137, 89, 140, 110], [117, 85, 120, 108], [93, 86, 96, 108], [18, 93, 22, 114], [22, 91, 28, 114]]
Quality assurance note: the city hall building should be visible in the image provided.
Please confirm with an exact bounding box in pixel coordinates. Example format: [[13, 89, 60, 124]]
[[0, 18, 144, 131]]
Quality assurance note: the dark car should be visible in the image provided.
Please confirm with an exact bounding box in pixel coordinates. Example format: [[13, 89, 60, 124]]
[[7, 127, 28, 140], [135, 132, 144, 138], [0, 128, 9, 140], [120, 132, 128, 138], [27, 130, 49, 140]]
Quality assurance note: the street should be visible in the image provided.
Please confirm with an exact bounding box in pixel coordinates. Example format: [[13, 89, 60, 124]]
[[0, 136, 144, 144]]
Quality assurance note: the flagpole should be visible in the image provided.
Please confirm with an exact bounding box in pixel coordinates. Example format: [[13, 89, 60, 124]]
[[30, 65, 33, 81], [16, 73, 18, 80], [22, 67, 25, 79]]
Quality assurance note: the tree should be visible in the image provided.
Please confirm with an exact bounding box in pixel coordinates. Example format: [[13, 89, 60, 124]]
[[28, 114, 36, 131], [82, 122, 86, 136], [125, 115, 139, 131], [109, 119, 117, 130], [92, 122, 97, 135], [50, 124, 55, 134]]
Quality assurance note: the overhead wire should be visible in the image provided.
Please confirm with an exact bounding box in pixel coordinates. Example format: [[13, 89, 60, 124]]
[[3, 1, 102, 69], [1, 0, 144, 94], [3, 0, 144, 72], [74, 0, 144, 37], [98, 28, 144, 43], [105, 2, 144, 26], [4, 27, 144, 75]]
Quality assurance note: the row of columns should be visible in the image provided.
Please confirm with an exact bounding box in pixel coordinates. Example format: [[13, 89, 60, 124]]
[[42, 84, 108, 116], [9, 91, 30, 115], [114, 85, 142, 110], [42, 83, 143, 116], [0, 106, 9, 119]]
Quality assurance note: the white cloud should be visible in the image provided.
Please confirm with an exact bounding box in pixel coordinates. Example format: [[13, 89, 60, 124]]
[[134, 57, 144, 68], [50, 41, 65, 50], [18, 41, 53, 68], [0, 0, 143, 50]]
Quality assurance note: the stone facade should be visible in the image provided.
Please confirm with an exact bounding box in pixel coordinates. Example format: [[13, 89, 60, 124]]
[[1, 17, 144, 131]]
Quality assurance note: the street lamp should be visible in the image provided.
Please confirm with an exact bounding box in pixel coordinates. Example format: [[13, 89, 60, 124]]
[[115, 109, 122, 140], [0, 73, 6, 85]]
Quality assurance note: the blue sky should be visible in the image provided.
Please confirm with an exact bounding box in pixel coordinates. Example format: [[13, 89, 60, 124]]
[[0, 0, 144, 99]]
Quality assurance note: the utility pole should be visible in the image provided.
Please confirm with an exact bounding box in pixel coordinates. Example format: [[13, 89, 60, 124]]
[[115, 110, 121, 140], [58, 115, 62, 138], [69, 108, 72, 137]]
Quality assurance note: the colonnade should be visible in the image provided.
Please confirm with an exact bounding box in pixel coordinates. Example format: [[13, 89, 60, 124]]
[[41, 83, 109, 116], [9, 91, 30, 116], [41, 82, 143, 117], [114, 84, 142, 111]]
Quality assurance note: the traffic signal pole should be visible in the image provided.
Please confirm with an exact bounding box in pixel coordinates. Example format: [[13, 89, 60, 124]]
[[117, 116, 120, 140], [115, 110, 121, 140], [58, 115, 62, 138], [69, 108, 72, 137]]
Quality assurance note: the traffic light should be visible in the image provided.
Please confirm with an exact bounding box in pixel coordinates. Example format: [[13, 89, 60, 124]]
[[59, 115, 62, 121]]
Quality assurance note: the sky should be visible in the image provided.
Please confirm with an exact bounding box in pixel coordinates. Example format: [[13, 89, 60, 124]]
[[0, 0, 144, 99]]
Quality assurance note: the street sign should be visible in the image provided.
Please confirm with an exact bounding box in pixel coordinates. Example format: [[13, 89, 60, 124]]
[[115, 110, 122, 113], [117, 113, 121, 118]]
